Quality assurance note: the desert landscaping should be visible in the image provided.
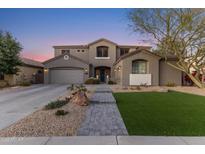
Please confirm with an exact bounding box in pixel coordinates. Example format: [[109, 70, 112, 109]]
[[0, 85, 92, 137]]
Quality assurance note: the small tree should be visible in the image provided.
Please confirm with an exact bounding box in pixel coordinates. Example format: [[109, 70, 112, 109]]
[[128, 9, 205, 88], [0, 31, 22, 75]]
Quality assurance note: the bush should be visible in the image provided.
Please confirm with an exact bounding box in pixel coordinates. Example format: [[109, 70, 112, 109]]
[[108, 80, 117, 84], [69, 84, 87, 92], [44, 100, 68, 110], [55, 110, 69, 116], [19, 81, 31, 86], [84, 78, 100, 84], [140, 83, 149, 87], [0, 80, 8, 88], [130, 85, 141, 90], [165, 82, 176, 87]]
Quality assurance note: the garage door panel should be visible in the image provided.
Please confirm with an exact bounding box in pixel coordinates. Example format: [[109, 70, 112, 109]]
[[50, 69, 84, 84]]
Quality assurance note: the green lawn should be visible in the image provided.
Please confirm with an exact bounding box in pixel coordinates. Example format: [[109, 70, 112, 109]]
[[114, 91, 205, 136]]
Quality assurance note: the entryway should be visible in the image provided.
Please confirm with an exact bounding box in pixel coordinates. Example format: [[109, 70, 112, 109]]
[[94, 66, 111, 83]]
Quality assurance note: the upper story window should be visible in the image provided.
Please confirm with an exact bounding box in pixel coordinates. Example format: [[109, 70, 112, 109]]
[[132, 59, 147, 74], [120, 48, 129, 56], [96, 46, 108, 57], [62, 50, 70, 54], [77, 50, 80, 52]]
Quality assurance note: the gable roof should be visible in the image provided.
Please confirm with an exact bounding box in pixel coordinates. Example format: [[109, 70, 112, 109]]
[[118, 45, 151, 49], [21, 57, 44, 68], [87, 38, 118, 46], [53, 45, 88, 49], [43, 53, 89, 65], [53, 38, 151, 49], [113, 48, 161, 66]]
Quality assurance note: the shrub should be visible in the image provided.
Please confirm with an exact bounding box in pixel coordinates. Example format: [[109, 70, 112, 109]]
[[130, 85, 141, 90], [69, 84, 87, 92], [165, 82, 176, 87], [44, 100, 68, 110], [0, 80, 8, 88], [84, 78, 100, 84], [19, 81, 31, 86], [108, 80, 117, 85], [140, 83, 149, 87], [68, 84, 75, 90], [55, 110, 69, 116]]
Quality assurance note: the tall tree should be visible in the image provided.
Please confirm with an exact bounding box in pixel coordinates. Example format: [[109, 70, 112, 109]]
[[0, 31, 22, 75], [128, 9, 205, 88]]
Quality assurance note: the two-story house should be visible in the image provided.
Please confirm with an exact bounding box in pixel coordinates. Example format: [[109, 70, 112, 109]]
[[43, 38, 182, 86]]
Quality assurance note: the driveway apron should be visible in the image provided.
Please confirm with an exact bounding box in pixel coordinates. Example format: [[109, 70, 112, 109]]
[[0, 84, 68, 130], [77, 85, 128, 136]]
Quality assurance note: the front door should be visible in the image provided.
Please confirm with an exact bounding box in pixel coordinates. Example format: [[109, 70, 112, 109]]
[[100, 69, 105, 82]]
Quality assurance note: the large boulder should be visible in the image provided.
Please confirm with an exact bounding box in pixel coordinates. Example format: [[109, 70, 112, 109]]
[[71, 91, 89, 106]]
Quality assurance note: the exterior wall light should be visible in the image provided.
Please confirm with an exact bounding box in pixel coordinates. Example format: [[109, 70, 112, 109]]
[[44, 68, 48, 72], [96, 75, 99, 79], [84, 68, 88, 72]]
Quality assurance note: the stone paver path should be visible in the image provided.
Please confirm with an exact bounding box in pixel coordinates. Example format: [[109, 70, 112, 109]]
[[77, 85, 128, 136]]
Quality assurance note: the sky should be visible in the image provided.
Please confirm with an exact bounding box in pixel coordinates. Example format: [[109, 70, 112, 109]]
[[0, 9, 149, 62]]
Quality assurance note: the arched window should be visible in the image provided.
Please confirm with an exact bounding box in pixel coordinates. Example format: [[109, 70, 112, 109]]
[[96, 46, 108, 57], [132, 59, 147, 74]]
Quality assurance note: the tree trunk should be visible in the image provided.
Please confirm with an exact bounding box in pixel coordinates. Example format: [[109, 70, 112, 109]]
[[187, 73, 204, 88]]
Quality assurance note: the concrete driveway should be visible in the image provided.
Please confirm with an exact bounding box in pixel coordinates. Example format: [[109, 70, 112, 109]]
[[0, 84, 69, 130]]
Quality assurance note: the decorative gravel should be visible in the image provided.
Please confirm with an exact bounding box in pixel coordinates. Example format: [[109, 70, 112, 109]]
[[0, 101, 87, 137]]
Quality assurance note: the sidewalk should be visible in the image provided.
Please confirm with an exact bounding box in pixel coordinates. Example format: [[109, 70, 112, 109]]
[[1, 136, 205, 145]]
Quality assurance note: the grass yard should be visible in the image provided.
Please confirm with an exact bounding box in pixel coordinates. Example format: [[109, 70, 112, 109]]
[[114, 91, 205, 136]]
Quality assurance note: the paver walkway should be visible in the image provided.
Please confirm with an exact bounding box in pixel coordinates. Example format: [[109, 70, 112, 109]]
[[77, 85, 128, 136]]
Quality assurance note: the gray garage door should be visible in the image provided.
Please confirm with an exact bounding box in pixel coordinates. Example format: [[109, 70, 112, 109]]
[[50, 69, 84, 84]]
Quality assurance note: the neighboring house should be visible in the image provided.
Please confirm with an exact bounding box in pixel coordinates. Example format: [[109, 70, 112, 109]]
[[43, 38, 182, 86], [3, 57, 44, 85]]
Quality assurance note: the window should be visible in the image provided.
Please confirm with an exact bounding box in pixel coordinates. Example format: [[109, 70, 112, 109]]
[[0, 72, 4, 80], [96, 46, 108, 57], [120, 48, 129, 56], [77, 50, 80, 52], [132, 60, 147, 74], [62, 50, 70, 54], [82, 50, 84, 52]]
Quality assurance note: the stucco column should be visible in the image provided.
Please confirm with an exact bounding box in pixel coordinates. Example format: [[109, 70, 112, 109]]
[[44, 68, 49, 84]]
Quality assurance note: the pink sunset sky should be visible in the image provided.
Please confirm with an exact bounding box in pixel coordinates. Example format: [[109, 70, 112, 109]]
[[0, 9, 152, 62]]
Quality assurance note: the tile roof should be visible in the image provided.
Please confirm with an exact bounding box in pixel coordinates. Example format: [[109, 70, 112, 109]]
[[21, 57, 44, 68]]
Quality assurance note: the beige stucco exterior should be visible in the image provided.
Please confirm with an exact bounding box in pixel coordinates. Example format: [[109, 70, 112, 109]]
[[159, 60, 182, 86], [44, 54, 89, 84], [46, 38, 182, 86], [54, 48, 89, 62], [88, 40, 117, 68], [4, 66, 43, 86], [113, 51, 161, 86], [113, 61, 123, 85]]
